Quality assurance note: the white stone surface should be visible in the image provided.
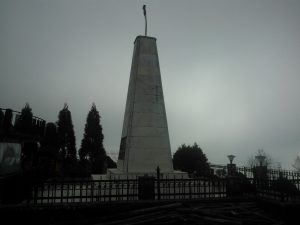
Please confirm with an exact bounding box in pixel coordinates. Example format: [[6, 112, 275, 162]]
[[117, 36, 174, 173]]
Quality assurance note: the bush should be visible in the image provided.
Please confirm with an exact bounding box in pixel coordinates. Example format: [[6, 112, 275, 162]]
[[271, 177, 299, 195]]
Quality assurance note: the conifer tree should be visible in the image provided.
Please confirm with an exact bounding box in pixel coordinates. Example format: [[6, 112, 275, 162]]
[[16, 103, 33, 133], [3, 109, 13, 134], [0, 109, 4, 130], [39, 122, 59, 178], [57, 104, 77, 161], [79, 103, 106, 174]]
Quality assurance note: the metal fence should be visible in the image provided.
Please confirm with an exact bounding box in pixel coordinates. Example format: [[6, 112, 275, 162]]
[[32, 179, 139, 204], [256, 178, 300, 202], [267, 169, 300, 180], [257, 189, 300, 202], [26, 168, 300, 205], [31, 177, 227, 204], [236, 166, 300, 180], [157, 178, 226, 200], [236, 167, 255, 178]]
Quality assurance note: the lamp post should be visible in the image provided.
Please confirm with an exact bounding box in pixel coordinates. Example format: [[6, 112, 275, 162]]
[[226, 154, 238, 197], [227, 155, 235, 164], [255, 155, 266, 167], [254, 151, 268, 186], [227, 155, 236, 176]]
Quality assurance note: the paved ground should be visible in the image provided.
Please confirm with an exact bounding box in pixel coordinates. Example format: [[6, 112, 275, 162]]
[[82, 200, 283, 225], [0, 198, 293, 225]]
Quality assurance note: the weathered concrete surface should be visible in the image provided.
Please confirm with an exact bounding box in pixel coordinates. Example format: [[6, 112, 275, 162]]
[[117, 36, 173, 173]]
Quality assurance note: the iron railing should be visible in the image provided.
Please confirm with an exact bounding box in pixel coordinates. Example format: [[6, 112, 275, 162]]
[[235, 166, 300, 180], [28, 175, 300, 205], [32, 179, 139, 204], [30, 177, 228, 204]]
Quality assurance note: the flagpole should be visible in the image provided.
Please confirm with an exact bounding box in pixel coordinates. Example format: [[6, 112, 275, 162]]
[[143, 5, 147, 36]]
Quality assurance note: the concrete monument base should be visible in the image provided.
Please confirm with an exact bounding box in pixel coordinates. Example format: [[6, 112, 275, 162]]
[[107, 168, 188, 179]]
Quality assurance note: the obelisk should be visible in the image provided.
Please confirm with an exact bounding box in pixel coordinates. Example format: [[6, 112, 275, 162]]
[[106, 5, 177, 177], [116, 35, 174, 174]]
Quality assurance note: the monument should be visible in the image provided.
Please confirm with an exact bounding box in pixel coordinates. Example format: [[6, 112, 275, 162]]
[[108, 6, 185, 178], [115, 34, 173, 174]]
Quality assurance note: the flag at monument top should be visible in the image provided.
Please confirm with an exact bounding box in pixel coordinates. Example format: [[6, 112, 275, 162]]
[[143, 5, 147, 36]]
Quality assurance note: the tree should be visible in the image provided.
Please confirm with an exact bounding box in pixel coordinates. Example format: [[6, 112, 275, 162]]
[[292, 156, 300, 172], [21, 141, 39, 171], [17, 104, 36, 171], [173, 143, 210, 176], [20, 103, 33, 132], [15, 103, 33, 134], [57, 104, 77, 173], [38, 122, 59, 178], [0, 109, 4, 131], [79, 103, 106, 174], [271, 176, 299, 195], [106, 156, 117, 169], [3, 109, 13, 134]]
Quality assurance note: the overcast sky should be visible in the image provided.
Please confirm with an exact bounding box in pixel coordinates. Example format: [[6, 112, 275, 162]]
[[1, 0, 300, 169]]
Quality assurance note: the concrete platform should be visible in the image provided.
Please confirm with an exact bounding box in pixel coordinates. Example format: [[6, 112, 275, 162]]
[[107, 168, 188, 179]]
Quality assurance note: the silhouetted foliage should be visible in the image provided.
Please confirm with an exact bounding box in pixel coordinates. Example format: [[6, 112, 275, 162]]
[[0, 109, 4, 131], [79, 103, 106, 174], [292, 156, 300, 172], [15, 103, 33, 134], [271, 176, 299, 195], [38, 122, 59, 178], [57, 104, 77, 160], [173, 143, 210, 176], [44, 123, 59, 147], [21, 141, 39, 171], [57, 104, 77, 176], [77, 159, 92, 177], [3, 109, 13, 134], [106, 156, 117, 169], [226, 172, 256, 196]]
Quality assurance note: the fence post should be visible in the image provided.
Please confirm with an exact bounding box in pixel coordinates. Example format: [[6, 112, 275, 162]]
[[33, 183, 38, 204], [189, 180, 192, 199], [109, 181, 112, 202], [61, 182, 64, 203], [157, 166, 161, 200]]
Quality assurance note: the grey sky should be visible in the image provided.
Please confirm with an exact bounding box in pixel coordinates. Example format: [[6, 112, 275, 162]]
[[1, 0, 300, 169]]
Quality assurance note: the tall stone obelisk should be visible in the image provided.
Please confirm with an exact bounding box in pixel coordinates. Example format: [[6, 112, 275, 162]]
[[116, 35, 174, 174]]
